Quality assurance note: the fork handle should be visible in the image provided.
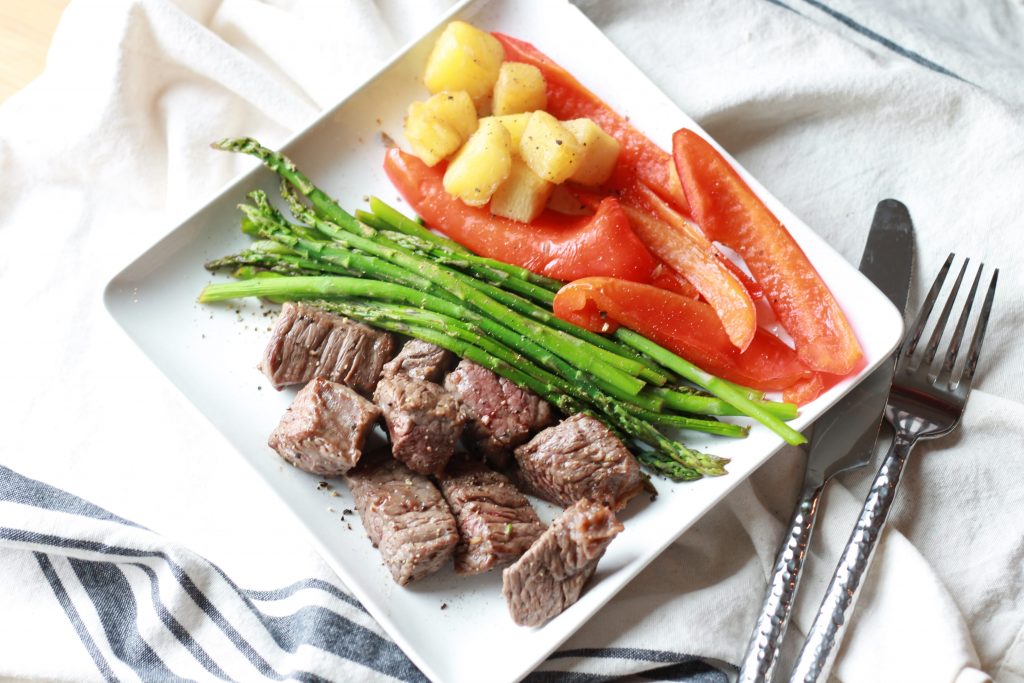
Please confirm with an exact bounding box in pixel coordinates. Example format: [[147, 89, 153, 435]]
[[737, 481, 824, 683], [788, 432, 917, 683]]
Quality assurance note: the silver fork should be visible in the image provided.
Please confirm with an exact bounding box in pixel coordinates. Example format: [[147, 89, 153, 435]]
[[788, 254, 999, 683]]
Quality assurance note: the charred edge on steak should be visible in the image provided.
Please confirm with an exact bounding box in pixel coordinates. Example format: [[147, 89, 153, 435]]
[[514, 413, 643, 511], [502, 498, 623, 627], [268, 377, 381, 476], [443, 359, 554, 470], [382, 339, 455, 383], [260, 302, 397, 394], [344, 456, 459, 586], [373, 375, 465, 476], [438, 456, 547, 575]]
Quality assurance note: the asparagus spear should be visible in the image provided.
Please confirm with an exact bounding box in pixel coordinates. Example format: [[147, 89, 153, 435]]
[[369, 195, 560, 291], [616, 329, 806, 445], [651, 387, 798, 420], [215, 137, 671, 385], [198, 275, 725, 476], [346, 312, 704, 481], [271, 184, 648, 396]]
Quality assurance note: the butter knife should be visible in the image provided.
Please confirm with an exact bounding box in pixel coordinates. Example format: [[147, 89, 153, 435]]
[[736, 199, 915, 683]]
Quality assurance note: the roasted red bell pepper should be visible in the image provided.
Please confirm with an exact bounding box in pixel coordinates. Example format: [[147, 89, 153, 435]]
[[493, 32, 689, 214], [384, 148, 657, 282], [621, 183, 757, 351], [553, 277, 817, 394], [650, 265, 700, 300], [672, 129, 863, 375]]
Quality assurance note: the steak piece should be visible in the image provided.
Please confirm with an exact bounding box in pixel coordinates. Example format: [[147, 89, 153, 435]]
[[373, 375, 465, 476], [344, 456, 459, 585], [502, 498, 623, 627], [268, 377, 381, 476], [260, 302, 397, 394], [443, 359, 554, 469], [514, 413, 643, 511], [382, 339, 455, 383], [438, 457, 547, 575]]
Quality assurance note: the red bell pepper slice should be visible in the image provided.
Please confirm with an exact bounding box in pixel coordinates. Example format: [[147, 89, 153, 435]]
[[553, 277, 817, 395], [493, 32, 689, 214], [672, 129, 863, 375], [650, 264, 700, 300], [384, 148, 657, 282], [621, 183, 757, 351]]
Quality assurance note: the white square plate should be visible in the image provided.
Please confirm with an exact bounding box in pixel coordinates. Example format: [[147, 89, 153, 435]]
[[104, 0, 903, 681]]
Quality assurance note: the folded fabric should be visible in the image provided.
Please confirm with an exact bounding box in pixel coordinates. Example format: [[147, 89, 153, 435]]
[[1, 0, 1022, 681], [0, 465, 726, 681]]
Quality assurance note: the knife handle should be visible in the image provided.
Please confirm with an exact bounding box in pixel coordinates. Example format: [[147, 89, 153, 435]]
[[737, 482, 824, 683], [788, 433, 916, 683]]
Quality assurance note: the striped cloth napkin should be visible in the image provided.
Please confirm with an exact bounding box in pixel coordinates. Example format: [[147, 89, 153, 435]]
[[2, 0, 1023, 681], [0, 464, 723, 681]]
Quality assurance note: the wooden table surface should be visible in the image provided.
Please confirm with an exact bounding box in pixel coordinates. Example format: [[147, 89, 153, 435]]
[[0, 0, 71, 102]]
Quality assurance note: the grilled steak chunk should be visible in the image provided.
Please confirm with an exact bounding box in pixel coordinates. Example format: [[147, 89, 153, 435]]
[[502, 498, 623, 627], [514, 413, 642, 511], [344, 456, 459, 585], [443, 359, 554, 469], [382, 339, 454, 383], [268, 377, 380, 476], [438, 457, 546, 575], [373, 375, 465, 476], [260, 302, 397, 394]]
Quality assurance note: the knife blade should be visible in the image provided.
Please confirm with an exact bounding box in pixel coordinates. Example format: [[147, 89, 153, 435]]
[[804, 198, 914, 484], [736, 199, 914, 683]]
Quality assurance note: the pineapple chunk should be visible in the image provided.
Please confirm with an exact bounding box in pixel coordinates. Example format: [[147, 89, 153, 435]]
[[519, 111, 581, 184], [491, 158, 554, 223], [562, 118, 621, 186], [425, 91, 478, 139], [443, 117, 512, 207], [424, 21, 505, 107], [481, 113, 532, 150], [492, 62, 547, 115], [404, 91, 478, 166]]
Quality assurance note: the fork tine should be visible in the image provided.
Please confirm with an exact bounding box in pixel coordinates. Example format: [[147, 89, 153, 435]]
[[956, 269, 999, 390], [936, 265, 983, 386], [903, 253, 954, 359], [921, 258, 969, 369]]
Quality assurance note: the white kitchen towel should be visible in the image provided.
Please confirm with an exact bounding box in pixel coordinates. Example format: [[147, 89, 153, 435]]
[[0, 0, 1022, 682]]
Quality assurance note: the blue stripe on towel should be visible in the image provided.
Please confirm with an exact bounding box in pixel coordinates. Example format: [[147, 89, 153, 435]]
[[68, 558, 191, 683], [258, 607, 428, 683], [1, 528, 288, 680], [6, 528, 423, 682], [795, 0, 965, 80], [128, 562, 232, 681], [0, 465, 141, 528], [34, 553, 120, 683], [550, 647, 700, 663], [243, 578, 365, 612], [524, 674, 612, 682], [540, 648, 729, 683]]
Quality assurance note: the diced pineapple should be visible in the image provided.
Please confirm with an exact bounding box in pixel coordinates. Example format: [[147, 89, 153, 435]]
[[519, 111, 581, 184], [490, 158, 554, 223], [424, 21, 505, 107], [428, 91, 478, 139], [562, 118, 621, 186], [492, 62, 547, 116], [481, 113, 532, 150], [443, 117, 512, 207], [404, 91, 478, 166]]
